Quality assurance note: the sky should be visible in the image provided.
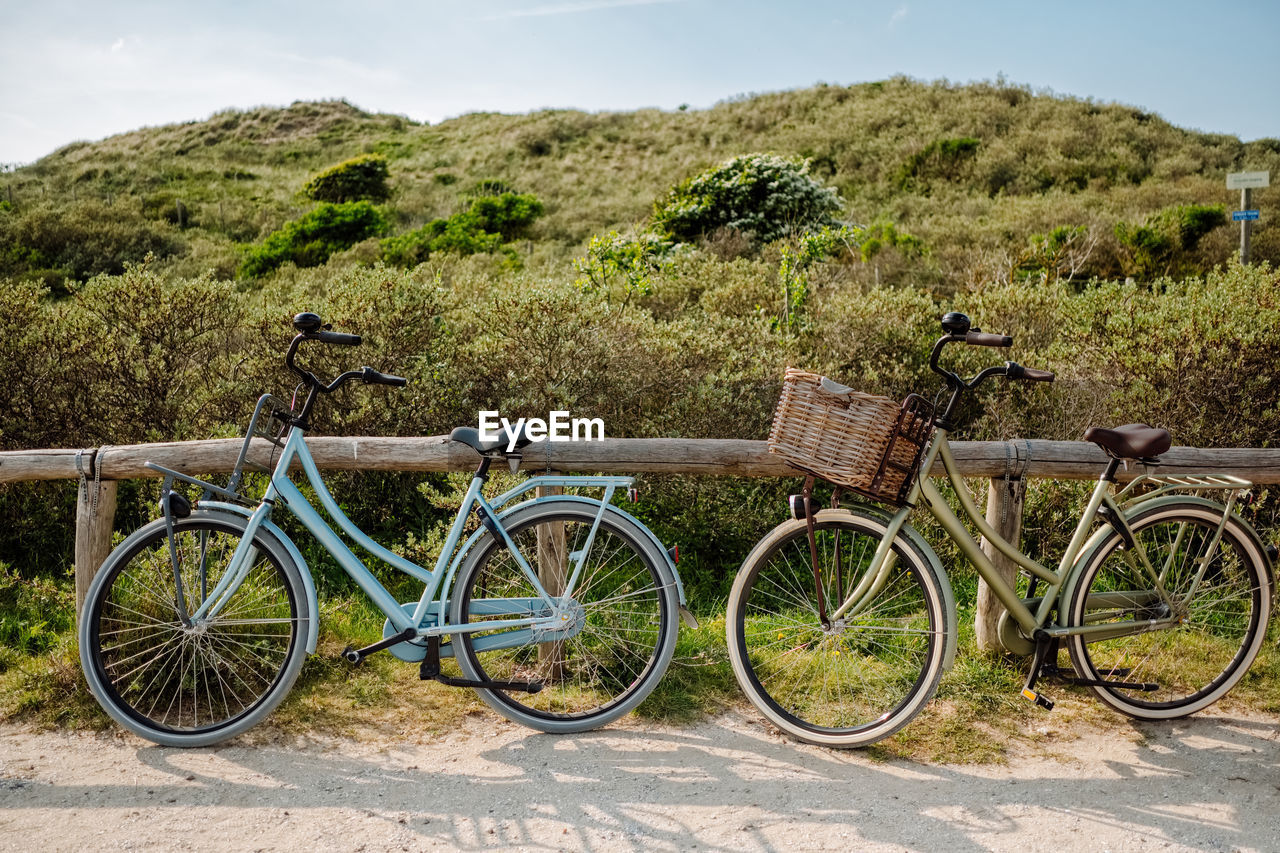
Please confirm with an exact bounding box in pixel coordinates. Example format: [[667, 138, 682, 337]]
[[2, 0, 1279, 165]]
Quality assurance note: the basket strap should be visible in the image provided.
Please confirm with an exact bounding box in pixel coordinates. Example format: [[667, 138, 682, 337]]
[[802, 478, 831, 629]]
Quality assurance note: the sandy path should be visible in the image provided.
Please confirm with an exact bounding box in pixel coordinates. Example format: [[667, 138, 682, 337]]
[[1, 709, 1278, 852]]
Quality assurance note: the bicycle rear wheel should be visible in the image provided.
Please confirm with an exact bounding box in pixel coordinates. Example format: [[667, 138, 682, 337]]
[[1066, 501, 1271, 719], [79, 513, 308, 747], [727, 510, 951, 748], [450, 500, 679, 733]]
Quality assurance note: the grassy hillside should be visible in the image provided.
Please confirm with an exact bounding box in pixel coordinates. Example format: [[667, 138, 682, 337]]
[[3, 77, 1278, 289]]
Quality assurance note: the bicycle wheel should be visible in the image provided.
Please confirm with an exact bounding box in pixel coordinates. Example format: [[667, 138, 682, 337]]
[[727, 509, 951, 748], [1065, 501, 1272, 719], [449, 500, 679, 733], [79, 513, 308, 747]]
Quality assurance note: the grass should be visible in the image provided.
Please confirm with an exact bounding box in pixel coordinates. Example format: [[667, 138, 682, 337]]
[[5, 598, 1276, 762]]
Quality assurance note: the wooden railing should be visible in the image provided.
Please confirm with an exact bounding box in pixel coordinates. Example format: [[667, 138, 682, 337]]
[[5, 436, 1279, 651]]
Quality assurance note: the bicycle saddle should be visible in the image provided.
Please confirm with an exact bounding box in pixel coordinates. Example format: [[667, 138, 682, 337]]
[[449, 425, 534, 456], [1083, 423, 1171, 459]]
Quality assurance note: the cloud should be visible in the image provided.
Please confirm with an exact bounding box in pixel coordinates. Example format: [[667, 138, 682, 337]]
[[889, 4, 907, 28], [480, 0, 685, 21]]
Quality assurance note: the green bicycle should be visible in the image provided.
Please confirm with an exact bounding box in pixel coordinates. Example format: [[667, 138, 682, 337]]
[[728, 312, 1274, 747]]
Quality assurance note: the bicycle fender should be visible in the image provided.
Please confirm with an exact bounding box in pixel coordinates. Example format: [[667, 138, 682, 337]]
[[814, 505, 959, 671], [196, 503, 320, 654], [495, 495, 691, 608]]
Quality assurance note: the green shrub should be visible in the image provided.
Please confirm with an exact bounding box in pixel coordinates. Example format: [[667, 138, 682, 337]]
[[651, 153, 843, 245], [241, 201, 389, 277], [574, 230, 675, 304], [0, 561, 73, 658], [0, 200, 182, 288], [896, 136, 982, 192], [302, 154, 391, 203], [1115, 203, 1225, 279], [381, 193, 543, 267]]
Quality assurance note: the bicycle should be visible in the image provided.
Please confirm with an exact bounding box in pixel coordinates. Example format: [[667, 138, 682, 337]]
[[727, 312, 1275, 747], [79, 312, 690, 747]]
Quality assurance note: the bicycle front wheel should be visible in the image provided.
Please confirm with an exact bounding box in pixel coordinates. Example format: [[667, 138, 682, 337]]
[[449, 500, 679, 733], [79, 513, 308, 747], [1066, 501, 1272, 719], [727, 510, 951, 748]]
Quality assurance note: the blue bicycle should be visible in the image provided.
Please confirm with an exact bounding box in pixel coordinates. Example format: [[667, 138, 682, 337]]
[[79, 312, 688, 747]]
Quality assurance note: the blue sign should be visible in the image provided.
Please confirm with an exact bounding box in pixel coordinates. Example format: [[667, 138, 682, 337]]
[[1232, 210, 1261, 221]]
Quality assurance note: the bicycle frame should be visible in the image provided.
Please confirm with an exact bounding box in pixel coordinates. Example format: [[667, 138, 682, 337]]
[[178, 424, 637, 654], [827, 426, 1245, 642]]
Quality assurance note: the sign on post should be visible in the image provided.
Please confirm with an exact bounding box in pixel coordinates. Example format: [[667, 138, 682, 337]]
[[1227, 171, 1270, 190], [1228, 171, 1269, 264]]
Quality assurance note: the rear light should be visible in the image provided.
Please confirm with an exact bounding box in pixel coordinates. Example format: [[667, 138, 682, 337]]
[[667, 544, 679, 564]]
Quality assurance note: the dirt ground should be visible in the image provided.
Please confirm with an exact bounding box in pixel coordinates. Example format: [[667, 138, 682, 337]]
[[1, 708, 1278, 852]]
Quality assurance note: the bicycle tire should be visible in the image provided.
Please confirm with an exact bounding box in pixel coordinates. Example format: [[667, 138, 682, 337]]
[[449, 500, 679, 733], [727, 509, 951, 748], [79, 512, 308, 747], [1065, 500, 1272, 719]]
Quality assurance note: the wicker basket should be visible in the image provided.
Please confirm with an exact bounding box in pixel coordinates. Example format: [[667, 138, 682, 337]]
[[767, 368, 935, 505]]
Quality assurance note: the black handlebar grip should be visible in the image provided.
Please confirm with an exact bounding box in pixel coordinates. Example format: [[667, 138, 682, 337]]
[[360, 366, 408, 387], [965, 331, 1013, 347], [315, 330, 362, 346]]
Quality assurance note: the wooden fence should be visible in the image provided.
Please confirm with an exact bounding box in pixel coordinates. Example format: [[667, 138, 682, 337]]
[[4, 436, 1280, 652]]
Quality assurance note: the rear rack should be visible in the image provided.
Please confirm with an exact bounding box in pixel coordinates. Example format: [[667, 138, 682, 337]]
[[145, 394, 295, 506], [1117, 472, 1253, 514]]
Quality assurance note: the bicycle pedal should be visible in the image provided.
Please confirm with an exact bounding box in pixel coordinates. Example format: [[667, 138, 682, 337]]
[[1021, 687, 1055, 710]]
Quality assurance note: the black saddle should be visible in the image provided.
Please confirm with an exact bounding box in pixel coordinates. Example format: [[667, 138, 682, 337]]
[[449, 425, 534, 456], [1083, 423, 1172, 460]]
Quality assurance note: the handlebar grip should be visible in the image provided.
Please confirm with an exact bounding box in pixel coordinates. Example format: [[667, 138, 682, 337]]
[[315, 330, 362, 346], [360, 366, 408, 387], [965, 331, 1013, 347], [1006, 362, 1055, 383]]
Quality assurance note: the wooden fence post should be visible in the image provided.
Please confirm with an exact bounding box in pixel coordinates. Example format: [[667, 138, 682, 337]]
[[975, 475, 1024, 653], [74, 478, 118, 624], [535, 484, 566, 679]]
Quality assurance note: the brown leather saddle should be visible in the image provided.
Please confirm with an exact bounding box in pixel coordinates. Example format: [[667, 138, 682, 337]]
[[1083, 423, 1171, 460]]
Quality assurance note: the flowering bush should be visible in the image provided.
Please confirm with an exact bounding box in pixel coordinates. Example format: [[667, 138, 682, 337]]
[[651, 154, 843, 245]]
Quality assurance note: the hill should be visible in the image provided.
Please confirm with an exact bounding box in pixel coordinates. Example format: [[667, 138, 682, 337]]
[[3, 77, 1278, 289]]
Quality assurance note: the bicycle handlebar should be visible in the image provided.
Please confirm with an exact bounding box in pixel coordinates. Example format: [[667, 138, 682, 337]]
[[285, 312, 408, 402], [929, 314, 1054, 405]]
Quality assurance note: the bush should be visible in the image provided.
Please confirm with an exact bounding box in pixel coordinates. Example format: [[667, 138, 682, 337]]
[[301, 154, 391, 203], [241, 201, 389, 278], [651, 154, 843, 245], [0, 200, 182, 288], [896, 136, 982, 192], [381, 193, 543, 267], [1115, 203, 1226, 279]]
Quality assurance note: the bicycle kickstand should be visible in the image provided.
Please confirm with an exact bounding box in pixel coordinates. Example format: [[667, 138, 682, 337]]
[[1019, 633, 1058, 711], [419, 636, 544, 694]]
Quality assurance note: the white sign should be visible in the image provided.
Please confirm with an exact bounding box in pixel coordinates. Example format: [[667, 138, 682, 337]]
[[1227, 170, 1270, 189]]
